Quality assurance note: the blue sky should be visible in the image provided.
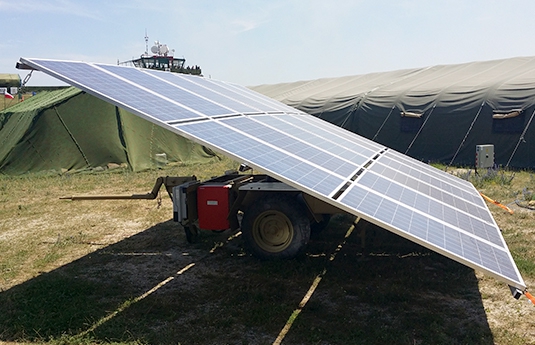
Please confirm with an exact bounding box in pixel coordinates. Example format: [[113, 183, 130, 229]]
[[2, 0, 535, 86]]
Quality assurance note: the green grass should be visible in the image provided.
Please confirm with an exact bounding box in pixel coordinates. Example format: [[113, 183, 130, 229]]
[[1, 161, 534, 344]]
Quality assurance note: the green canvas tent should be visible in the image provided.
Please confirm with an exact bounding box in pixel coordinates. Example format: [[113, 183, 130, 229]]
[[251, 57, 535, 169], [0, 74, 20, 88], [0, 87, 217, 175]]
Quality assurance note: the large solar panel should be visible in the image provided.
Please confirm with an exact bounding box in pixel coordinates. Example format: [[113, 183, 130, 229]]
[[19, 57, 526, 291]]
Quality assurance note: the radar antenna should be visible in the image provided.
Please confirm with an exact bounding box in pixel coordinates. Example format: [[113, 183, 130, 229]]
[[150, 41, 173, 56]]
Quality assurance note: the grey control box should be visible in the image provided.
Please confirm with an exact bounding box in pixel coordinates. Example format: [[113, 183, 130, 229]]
[[476, 145, 494, 168]]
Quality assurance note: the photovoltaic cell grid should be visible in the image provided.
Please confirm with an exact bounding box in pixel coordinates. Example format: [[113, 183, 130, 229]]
[[20, 58, 525, 290]]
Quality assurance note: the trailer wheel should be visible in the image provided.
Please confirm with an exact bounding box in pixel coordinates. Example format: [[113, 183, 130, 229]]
[[242, 195, 310, 259]]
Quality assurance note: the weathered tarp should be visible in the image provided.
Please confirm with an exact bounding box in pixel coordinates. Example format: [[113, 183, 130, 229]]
[[0, 87, 217, 174], [0, 74, 20, 87], [251, 57, 535, 168]]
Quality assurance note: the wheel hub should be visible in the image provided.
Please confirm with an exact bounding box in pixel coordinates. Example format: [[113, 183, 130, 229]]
[[253, 210, 293, 252]]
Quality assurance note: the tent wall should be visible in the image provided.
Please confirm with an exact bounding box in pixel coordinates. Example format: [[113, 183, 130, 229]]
[[118, 108, 217, 171], [251, 57, 535, 169], [0, 87, 217, 175]]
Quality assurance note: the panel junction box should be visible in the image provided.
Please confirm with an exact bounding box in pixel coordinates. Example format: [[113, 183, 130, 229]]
[[476, 144, 494, 169]]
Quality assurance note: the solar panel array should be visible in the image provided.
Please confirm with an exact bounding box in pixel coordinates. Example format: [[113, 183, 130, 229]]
[[19, 58, 526, 290]]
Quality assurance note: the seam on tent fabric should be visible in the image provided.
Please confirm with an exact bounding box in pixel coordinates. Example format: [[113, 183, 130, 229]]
[[338, 68, 434, 131], [0, 113, 26, 166], [372, 105, 396, 141], [506, 107, 535, 167], [149, 122, 155, 169], [448, 101, 486, 168], [26, 137, 47, 168], [53, 106, 90, 167], [444, 59, 529, 168], [115, 106, 132, 169], [339, 99, 359, 129], [405, 104, 437, 155], [0, 113, 23, 147], [340, 85, 385, 129], [277, 79, 322, 100]]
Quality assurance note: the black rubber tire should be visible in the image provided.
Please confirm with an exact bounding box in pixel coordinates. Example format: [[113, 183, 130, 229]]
[[241, 194, 311, 260]]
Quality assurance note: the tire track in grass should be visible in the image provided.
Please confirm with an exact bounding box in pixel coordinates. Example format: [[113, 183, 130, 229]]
[[76, 230, 241, 337], [272, 217, 361, 345]]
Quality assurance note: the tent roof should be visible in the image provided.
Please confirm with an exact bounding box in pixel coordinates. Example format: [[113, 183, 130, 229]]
[[251, 57, 535, 169], [0, 74, 21, 86], [4, 86, 82, 112], [251, 56, 535, 114]]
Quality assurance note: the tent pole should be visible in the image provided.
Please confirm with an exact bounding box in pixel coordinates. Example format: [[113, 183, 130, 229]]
[[405, 104, 436, 155], [372, 105, 396, 141], [53, 106, 91, 167], [448, 101, 485, 169], [506, 107, 535, 167]]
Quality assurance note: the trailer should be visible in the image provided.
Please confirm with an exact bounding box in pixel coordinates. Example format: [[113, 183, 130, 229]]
[[62, 169, 342, 260], [21, 57, 528, 300]]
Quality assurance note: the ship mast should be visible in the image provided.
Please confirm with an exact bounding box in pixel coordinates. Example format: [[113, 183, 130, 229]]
[[144, 29, 149, 57]]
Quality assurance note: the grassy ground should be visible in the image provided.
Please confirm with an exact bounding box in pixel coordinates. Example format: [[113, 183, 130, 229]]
[[0, 160, 534, 345]]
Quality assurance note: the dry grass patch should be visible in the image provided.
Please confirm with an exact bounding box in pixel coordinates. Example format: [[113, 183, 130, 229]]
[[0, 157, 238, 290], [0, 162, 534, 344]]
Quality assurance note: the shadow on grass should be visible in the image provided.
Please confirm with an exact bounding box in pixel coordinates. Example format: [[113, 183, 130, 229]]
[[0, 216, 493, 345], [291, 219, 495, 345]]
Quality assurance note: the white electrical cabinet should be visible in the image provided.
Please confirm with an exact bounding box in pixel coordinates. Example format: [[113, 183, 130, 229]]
[[476, 144, 494, 168]]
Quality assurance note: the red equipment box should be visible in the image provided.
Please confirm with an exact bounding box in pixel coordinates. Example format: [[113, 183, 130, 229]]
[[197, 184, 231, 230]]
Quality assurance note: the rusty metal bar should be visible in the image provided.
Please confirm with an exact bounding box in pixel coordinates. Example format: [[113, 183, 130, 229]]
[[60, 176, 197, 201]]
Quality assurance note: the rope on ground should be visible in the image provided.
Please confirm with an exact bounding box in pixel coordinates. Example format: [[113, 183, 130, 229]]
[[479, 192, 514, 214], [515, 199, 535, 211], [525, 291, 535, 306]]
